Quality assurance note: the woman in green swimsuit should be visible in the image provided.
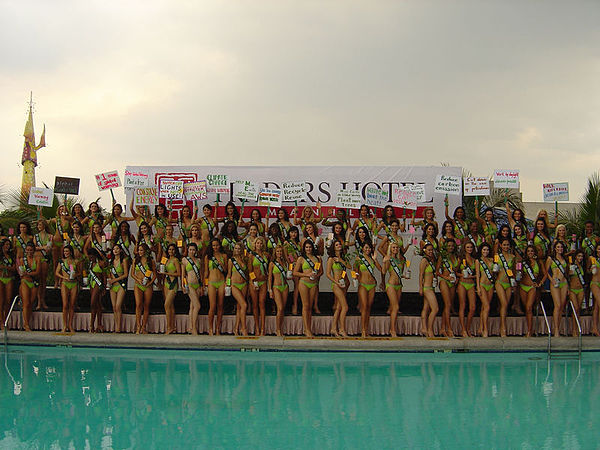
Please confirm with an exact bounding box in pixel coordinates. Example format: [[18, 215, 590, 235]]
[[55, 245, 80, 333], [437, 238, 459, 337], [476, 243, 495, 337], [182, 243, 203, 335], [326, 240, 349, 337], [475, 204, 498, 246], [199, 203, 218, 255], [266, 223, 286, 259], [533, 218, 551, 261], [543, 240, 569, 337], [303, 222, 324, 314], [103, 203, 134, 240], [130, 243, 156, 334], [0, 239, 16, 330], [271, 207, 292, 239], [219, 220, 239, 257], [107, 244, 130, 333], [411, 206, 438, 234], [68, 221, 87, 263], [34, 219, 52, 310], [137, 221, 158, 259], [457, 241, 477, 337], [13, 221, 33, 260], [518, 245, 542, 338], [589, 243, 600, 336], [323, 208, 351, 236], [419, 223, 439, 260], [445, 200, 469, 246], [352, 204, 377, 242], [242, 223, 259, 256], [568, 249, 586, 337], [159, 224, 178, 263], [381, 241, 406, 338], [71, 204, 87, 230], [84, 201, 104, 234], [49, 204, 73, 286], [494, 238, 515, 338], [204, 238, 228, 336], [18, 242, 41, 331], [377, 219, 407, 258], [240, 208, 266, 237], [285, 226, 302, 315], [87, 248, 107, 333], [150, 203, 171, 241], [227, 242, 249, 336], [85, 222, 109, 261], [112, 221, 136, 261], [355, 241, 382, 338], [295, 204, 322, 234], [292, 240, 323, 338], [175, 204, 196, 245], [248, 237, 269, 336], [160, 243, 181, 335], [419, 243, 439, 338], [268, 245, 289, 337]]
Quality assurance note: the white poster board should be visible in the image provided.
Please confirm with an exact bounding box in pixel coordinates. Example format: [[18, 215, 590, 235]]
[[336, 189, 361, 209], [365, 186, 389, 208], [95, 170, 121, 191], [28, 187, 54, 207], [463, 177, 490, 196], [234, 180, 259, 201], [124, 169, 149, 189], [543, 183, 569, 202], [258, 188, 282, 207], [406, 183, 426, 203], [282, 181, 307, 202], [184, 181, 208, 201], [494, 169, 520, 189], [207, 174, 229, 194], [159, 180, 184, 199], [392, 188, 418, 210], [134, 186, 159, 206]]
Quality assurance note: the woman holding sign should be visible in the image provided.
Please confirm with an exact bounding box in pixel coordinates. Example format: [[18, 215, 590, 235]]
[[130, 243, 157, 334], [175, 204, 196, 245], [217, 201, 240, 225], [268, 245, 289, 337], [249, 237, 269, 335], [326, 240, 349, 337], [352, 205, 377, 241], [107, 243, 129, 333], [295, 203, 322, 233], [199, 204, 218, 253], [160, 243, 181, 335], [542, 241, 569, 337], [381, 241, 406, 338], [475, 243, 495, 337], [419, 243, 439, 338], [355, 241, 382, 338], [0, 239, 16, 330], [475, 204, 498, 246], [103, 203, 134, 238], [293, 240, 323, 337], [204, 238, 228, 336], [445, 201, 469, 245], [494, 238, 515, 337], [182, 243, 203, 335], [84, 202, 104, 233], [239, 208, 266, 236], [227, 242, 249, 336], [55, 245, 80, 333]]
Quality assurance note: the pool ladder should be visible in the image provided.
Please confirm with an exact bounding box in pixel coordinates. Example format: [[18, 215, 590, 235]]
[[3, 296, 21, 351], [539, 300, 582, 360]]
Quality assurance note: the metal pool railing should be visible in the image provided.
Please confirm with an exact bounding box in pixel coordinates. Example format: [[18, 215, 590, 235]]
[[3, 295, 21, 350], [569, 300, 583, 360], [539, 300, 552, 356]]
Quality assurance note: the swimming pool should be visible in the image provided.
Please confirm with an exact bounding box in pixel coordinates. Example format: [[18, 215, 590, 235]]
[[1, 347, 596, 449]]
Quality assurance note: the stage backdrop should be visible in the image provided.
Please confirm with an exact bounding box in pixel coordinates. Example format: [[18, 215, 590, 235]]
[[123, 165, 462, 292]]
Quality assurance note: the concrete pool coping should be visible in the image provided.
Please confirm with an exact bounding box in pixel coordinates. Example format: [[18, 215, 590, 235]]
[[4, 331, 600, 352]]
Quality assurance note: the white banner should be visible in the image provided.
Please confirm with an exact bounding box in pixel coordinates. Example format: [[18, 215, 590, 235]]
[[258, 188, 282, 207], [434, 175, 462, 195], [28, 187, 54, 207], [463, 177, 490, 196], [124, 169, 149, 189], [282, 181, 307, 202], [234, 180, 259, 201], [494, 169, 520, 189], [392, 188, 418, 210], [543, 183, 569, 202]]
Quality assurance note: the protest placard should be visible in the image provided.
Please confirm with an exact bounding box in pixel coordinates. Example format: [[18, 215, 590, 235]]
[[494, 169, 520, 189], [365, 186, 389, 208], [406, 183, 426, 203], [28, 187, 54, 207], [134, 186, 159, 206], [392, 188, 418, 210], [233, 180, 259, 201], [124, 169, 149, 189], [282, 181, 307, 202], [258, 188, 282, 207], [54, 176, 80, 195], [336, 189, 361, 209], [184, 181, 208, 201], [159, 180, 184, 199], [95, 170, 121, 191], [207, 174, 230, 194], [543, 183, 569, 202], [463, 177, 490, 196], [434, 175, 462, 195]]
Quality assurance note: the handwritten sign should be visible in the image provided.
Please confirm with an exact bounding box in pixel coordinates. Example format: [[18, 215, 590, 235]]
[[406, 183, 426, 203], [54, 176, 80, 195], [95, 170, 121, 191], [233, 180, 259, 201], [28, 187, 54, 207], [258, 188, 282, 207], [159, 180, 184, 199], [365, 187, 389, 208], [463, 177, 490, 196], [494, 169, 520, 189], [434, 175, 462, 195], [134, 186, 159, 206], [184, 180, 208, 201], [207, 174, 229, 194], [336, 189, 361, 209], [282, 181, 307, 202], [124, 169, 149, 188], [543, 183, 569, 202], [392, 188, 418, 210]]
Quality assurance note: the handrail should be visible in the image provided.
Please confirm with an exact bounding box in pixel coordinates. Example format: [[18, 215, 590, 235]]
[[539, 300, 551, 356], [3, 296, 21, 350], [569, 300, 582, 359]]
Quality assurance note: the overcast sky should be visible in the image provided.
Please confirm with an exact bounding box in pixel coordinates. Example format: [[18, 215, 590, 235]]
[[1, 0, 599, 208]]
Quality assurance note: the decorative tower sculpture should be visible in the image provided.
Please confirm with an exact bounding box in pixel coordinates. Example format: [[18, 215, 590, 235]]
[[21, 93, 46, 202]]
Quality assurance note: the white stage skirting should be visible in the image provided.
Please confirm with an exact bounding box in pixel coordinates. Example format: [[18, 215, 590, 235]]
[[6, 311, 595, 336]]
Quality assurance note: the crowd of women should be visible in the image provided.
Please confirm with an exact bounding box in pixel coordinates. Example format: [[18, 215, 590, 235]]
[[1, 195, 599, 338]]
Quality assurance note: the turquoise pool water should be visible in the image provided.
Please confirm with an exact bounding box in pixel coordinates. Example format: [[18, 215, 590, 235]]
[[1, 347, 597, 449]]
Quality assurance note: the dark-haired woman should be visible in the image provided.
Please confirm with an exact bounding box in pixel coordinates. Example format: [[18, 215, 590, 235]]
[[377, 205, 405, 239], [175, 204, 196, 246], [204, 238, 228, 335], [465, 221, 485, 252], [217, 201, 240, 226], [85, 222, 109, 260], [71, 203, 87, 227], [518, 245, 542, 337], [355, 241, 382, 338], [543, 240, 569, 337], [227, 242, 249, 336], [323, 208, 351, 236], [568, 249, 586, 337], [220, 220, 239, 256], [150, 203, 171, 241], [84, 201, 104, 234], [137, 221, 158, 259], [68, 221, 87, 262], [112, 221, 136, 261], [242, 223, 260, 255], [160, 243, 181, 335], [0, 239, 16, 330], [87, 248, 107, 333], [475, 203, 498, 246], [49, 205, 72, 284], [457, 241, 477, 337], [13, 221, 33, 261], [419, 243, 439, 338], [377, 219, 406, 258], [351, 226, 372, 257], [511, 223, 528, 315], [589, 243, 600, 336], [302, 222, 324, 313], [272, 207, 292, 239], [240, 208, 266, 237], [267, 222, 286, 259], [18, 242, 40, 331], [475, 243, 495, 337], [182, 243, 203, 335], [440, 220, 456, 254], [493, 225, 512, 255], [55, 245, 80, 333], [326, 240, 349, 337], [107, 244, 129, 333], [268, 245, 289, 336], [34, 219, 52, 310], [293, 240, 323, 337], [249, 237, 269, 335], [130, 243, 156, 334], [199, 203, 218, 255], [505, 201, 528, 233], [437, 238, 459, 337], [352, 204, 377, 242], [533, 218, 551, 261], [420, 223, 439, 260], [581, 221, 599, 257], [445, 200, 469, 246], [494, 238, 515, 337], [285, 226, 302, 315], [382, 241, 405, 337], [103, 203, 134, 239]]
